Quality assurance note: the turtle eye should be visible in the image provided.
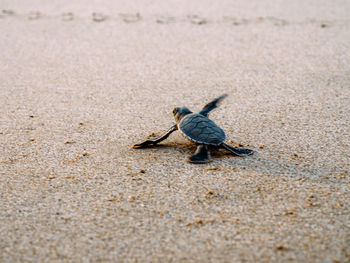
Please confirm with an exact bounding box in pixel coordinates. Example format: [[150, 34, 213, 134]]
[[173, 108, 177, 114]]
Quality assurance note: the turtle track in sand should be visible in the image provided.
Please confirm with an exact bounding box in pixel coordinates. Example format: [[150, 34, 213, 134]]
[[1, 9, 346, 28]]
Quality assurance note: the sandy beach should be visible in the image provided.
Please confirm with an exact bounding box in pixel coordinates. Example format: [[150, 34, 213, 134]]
[[1, 0, 350, 262]]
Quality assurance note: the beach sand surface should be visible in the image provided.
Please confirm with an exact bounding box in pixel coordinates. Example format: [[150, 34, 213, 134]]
[[1, 1, 350, 262]]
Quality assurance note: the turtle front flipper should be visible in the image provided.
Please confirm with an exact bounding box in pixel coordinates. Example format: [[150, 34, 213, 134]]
[[132, 124, 178, 148], [221, 143, 254, 156], [188, 145, 212, 163], [199, 94, 228, 117]]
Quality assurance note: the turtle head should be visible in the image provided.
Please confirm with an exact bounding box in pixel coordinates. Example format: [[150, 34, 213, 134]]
[[173, 107, 192, 123]]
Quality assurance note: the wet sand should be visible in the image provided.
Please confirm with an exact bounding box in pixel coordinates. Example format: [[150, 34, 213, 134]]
[[1, 1, 350, 262]]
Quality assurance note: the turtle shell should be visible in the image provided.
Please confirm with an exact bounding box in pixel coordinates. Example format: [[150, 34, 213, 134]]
[[178, 113, 226, 145]]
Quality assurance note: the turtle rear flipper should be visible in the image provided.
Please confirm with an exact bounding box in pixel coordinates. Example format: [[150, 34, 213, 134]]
[[199, 94, 228, 117], [188, 145, 212, 163], [221, 143, 253, 156], [133, 124, 177, 148]]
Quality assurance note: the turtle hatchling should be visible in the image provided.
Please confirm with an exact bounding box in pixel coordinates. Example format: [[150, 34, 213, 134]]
[[133, 94, 253, 163]]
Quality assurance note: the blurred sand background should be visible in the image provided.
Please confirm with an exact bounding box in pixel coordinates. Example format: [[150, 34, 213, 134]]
[[1, 0, 350, 262]]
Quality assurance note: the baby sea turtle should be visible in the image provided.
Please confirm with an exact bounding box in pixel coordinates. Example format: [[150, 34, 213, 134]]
[[133, 94, 253, 163]]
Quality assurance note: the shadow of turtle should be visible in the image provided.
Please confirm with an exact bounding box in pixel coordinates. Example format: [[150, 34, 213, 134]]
[[139, 142, 341, 179]]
